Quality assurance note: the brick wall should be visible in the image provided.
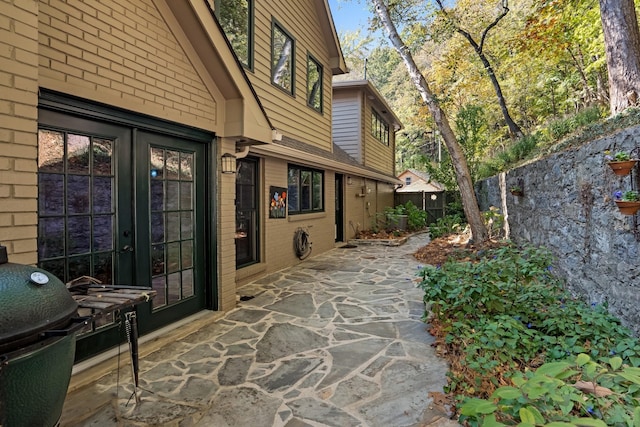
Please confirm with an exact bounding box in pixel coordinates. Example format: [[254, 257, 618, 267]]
[[0, 0, 39, 264], [38, 0, 217, 130]]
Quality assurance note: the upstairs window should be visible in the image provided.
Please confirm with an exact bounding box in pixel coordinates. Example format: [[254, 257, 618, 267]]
[[217, 0, 254, 69], [307, 54, 323, 112], [405, 177, 412, 185], [271, 21, 295, 94], [371, 109, 390, 146], [288, 165, 323, 214]]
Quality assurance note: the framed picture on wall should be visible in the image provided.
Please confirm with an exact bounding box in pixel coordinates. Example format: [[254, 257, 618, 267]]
[[269, 186, 287, 218]]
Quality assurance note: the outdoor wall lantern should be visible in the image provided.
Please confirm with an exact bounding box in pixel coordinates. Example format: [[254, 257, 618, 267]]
[[347, 176, 353, 185], [221, 153, 236, 174]]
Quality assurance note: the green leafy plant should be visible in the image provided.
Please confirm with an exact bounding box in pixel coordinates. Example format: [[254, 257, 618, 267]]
[[417, 243, 640, 425], [428, 213, 464, 238], [614, 190, 640, 202], [459, 354, 640, 426], [605, 150, 631, 162], [483, 206, 504, 239]]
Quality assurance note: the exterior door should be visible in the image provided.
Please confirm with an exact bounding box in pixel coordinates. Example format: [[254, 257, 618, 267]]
[[134, 131, 206, 333], [38, 107, 209, 361], [335, 174, 344, 242]]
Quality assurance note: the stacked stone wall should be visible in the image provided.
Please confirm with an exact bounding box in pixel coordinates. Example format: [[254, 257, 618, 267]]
[[477, 126, 640, 335]]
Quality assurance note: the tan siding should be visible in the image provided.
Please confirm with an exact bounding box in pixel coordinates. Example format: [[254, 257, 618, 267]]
[[248, 1, 333, 151], [219, 138, 238, 311], [235, 156, 336, 283], [363, 98, 395, 175], [0, 0, 39, 264], [38, 0, 217, 131]]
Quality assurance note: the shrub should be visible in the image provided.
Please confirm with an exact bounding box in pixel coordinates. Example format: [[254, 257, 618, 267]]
[[428, 213, 465, 238], [417, 243, 640, 425], [460, 354, 640, 426]]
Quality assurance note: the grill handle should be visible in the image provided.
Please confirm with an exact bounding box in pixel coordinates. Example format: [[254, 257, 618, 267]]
[[41, 317, 90, 338]]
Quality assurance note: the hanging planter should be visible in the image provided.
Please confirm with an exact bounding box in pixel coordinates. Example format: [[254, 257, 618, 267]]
[[614, 190, 640, 215], [607, 160, 638, 176], [615, 201, 640, 215]]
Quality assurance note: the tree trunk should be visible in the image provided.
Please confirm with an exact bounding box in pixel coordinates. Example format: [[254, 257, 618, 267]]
[[464, 34, 523, 139], [372, 0, 488, 243], [435, 0, 523, 139], [599, 0, 640, 114]]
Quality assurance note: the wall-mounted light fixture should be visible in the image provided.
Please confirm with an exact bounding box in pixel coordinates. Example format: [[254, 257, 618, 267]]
[[347, 176, 353, 185], [221, 152, 236, 174]]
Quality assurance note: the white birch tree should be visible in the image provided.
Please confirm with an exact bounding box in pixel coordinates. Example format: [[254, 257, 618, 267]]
[[371, 0, 488, 243]]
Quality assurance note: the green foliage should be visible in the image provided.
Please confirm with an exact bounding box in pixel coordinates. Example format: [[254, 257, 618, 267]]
[[428, 213, 465, 239], [417, 243, 640, 424], [483, 206, 504, 239], [476, 106, 605, 179], [459, 354, 640, 425], [400, 200, 429, 231], [381, 201, 428, 232], [456, 104, 489, 181]]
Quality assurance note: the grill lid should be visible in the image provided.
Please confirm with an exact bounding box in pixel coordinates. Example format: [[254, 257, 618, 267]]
[[0, 261, 78, 353]]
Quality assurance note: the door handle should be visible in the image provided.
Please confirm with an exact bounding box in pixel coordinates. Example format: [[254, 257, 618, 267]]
[[121, 245, 134, 253]]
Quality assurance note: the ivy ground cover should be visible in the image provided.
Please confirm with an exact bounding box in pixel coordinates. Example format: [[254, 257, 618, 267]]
[[417, 241, 640, 426]]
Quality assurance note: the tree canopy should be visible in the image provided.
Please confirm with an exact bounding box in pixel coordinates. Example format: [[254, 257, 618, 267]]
[[335, 0, 640, 181]]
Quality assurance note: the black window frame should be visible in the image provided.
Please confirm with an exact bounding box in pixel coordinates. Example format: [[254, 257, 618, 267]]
[[235, 156, 260, 268], [306, 53, 323, 113], [271, 19, 295, 95], [215, 0, 255, 70], [287, 165, 324, 215], [371, 109, 390, 146]]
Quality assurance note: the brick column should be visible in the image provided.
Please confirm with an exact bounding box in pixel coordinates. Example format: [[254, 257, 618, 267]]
[[0, 0, 39, 264]]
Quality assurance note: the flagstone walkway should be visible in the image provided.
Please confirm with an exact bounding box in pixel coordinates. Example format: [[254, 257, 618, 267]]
[[61, 233, 459, 427]]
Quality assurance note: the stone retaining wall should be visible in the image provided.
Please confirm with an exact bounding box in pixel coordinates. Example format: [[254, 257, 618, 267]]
[[476, 126, 640, 335]]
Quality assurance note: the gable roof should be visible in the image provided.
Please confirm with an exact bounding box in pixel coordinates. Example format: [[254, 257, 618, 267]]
[[397, 169, 444, 192], [318, 0, 349, 75], [163, 0, 274, 144]]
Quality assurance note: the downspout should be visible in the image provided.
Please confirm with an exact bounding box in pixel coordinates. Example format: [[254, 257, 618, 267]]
[[235, 145, 250, 159]]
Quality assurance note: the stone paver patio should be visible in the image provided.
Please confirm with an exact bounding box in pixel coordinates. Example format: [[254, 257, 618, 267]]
[[61, 233, 458, 427]]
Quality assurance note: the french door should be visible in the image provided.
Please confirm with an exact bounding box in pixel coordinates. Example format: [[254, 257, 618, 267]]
[[38, 106, 210, 361]]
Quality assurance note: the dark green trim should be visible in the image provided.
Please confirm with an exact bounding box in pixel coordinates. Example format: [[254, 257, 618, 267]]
[[39, 89, 212, 143], [306, 52, 323, 114], [270, 18, 296, 97]]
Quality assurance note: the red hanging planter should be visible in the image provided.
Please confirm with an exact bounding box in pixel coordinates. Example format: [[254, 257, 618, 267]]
[[607, 160, 638, 176], [615, 200, 640, 215]]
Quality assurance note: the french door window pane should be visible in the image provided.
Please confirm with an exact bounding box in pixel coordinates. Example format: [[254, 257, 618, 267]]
[[38, 130, 64, 172], [67, 134, 90, 174], [38, 127, 117, 336], [148, 146, 197, 310]]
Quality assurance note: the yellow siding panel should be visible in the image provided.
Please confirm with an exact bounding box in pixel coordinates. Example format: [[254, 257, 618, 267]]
[[248, 1, 333, 151], [0, 0, 39, 263], [38, 0, 217, 131]]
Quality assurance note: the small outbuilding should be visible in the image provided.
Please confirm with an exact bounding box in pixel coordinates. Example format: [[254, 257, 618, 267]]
[[396, 169, 446, 223]]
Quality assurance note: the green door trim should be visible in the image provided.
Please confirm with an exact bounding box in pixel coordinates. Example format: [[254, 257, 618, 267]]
[[37, 92, 219, 361]]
